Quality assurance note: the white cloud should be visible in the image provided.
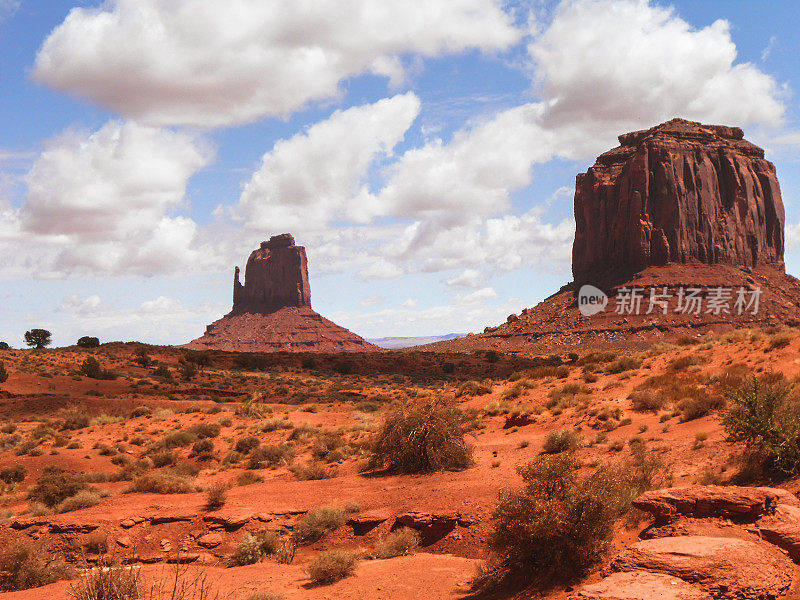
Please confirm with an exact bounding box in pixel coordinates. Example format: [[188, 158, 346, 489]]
[[235, 93, 420, 232], [34, 0, 519, 127], [56, 293, 226, 344], [359, 295, 383, 307], [530, 0, 785, 144], [13, 120, 213, 276], [446, 269, 484, 289], [0, 0, 19, 22], [402, 298, 419, 308], [455, 286, 499, 304]]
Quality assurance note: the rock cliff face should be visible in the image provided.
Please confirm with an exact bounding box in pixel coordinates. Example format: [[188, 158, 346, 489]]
[[572, 118, 785, 284], [232, 233, 311, 313], [187, 235, 377, 353]]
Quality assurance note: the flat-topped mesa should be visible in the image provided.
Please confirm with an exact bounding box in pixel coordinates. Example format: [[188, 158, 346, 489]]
[[232, 234, 312, 313], [572, 118, 785, 284]]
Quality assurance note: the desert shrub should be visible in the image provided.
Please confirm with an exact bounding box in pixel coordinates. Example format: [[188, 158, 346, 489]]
[[24, 329, 51, 349], [678, 394, 725, 422], [57, 489, 101, 513], [129, 405, 152, 418], [371, 528, 420, 559], [244, 593, 285, 600], [332, 361, 353, 375], [0, 362, 7, 384], [61, 410, 91, 430], [307, 550, 358, 585], [259, 418, 293, 432], [723, 375, 800, 475], [76, 336, 100, 348], [0, 541, 73, 591], [235, 435, 261, 454], [152, 365, 173, 382], [292, 506, 347, 545], [485, 350, 500, 363], [0, 464, 26, 484], [28, 467, 89, 507], [236, 471, 265, 486], [474, 454, 628, 592], [133, 346, 152, 367], [767, 332, 792, 351], [83, 533, 109, 554], [629, 390, 667, 412], [188, 423, 220, 439], [248, 444, 295, 469], [456, 380, 492, 396], [161, 430, 198, 448], [289, 461, 334, 481], [149, 450, 178, 468], [0, 342, 8, 350], [183, 350, 212, 370], [179, 360, 198, 381], [127, 472, 197, 494], [542, 429, 582, 454], [605, 356, 641, 374], [205, 484, 227, 511], [369, 401, 473, 473], [668, 355, 701, 371], [79, 357, 117, 380], [68, 564, 139, 599], [234, 353, 271, 371], [228, 531, 280, 566], [442, 362, 456, 374]]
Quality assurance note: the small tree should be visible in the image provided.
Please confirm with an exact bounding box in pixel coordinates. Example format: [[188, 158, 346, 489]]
[[0, 362, 8, 384], [76, 336, 100, 348], [183, 350, 212, 372], [179, 360, 198, 381], [133, 345, 152, 367], [24, 329, 51, 349], [0, 342, 9, 350]]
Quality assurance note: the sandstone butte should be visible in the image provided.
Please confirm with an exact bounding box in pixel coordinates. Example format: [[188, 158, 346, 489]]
[[186, 234, 377, 353], [428, 118, 800, 352]]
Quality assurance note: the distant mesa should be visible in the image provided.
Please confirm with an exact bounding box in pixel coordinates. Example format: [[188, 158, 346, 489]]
[[187, 234, 377, 353], [428, 118, 800, 352]]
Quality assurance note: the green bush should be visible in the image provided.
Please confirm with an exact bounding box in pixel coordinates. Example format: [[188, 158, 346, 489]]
[[76, 336, 100, 348], [307, 550, 358, 585], [0, 342, 9, 350], [152, 365, 173, 382], [0, 541, 73, 591], [723, 375, 800, 475], [369, 401, 473, 473], [24, 329, 51, 349], [79, 356, 116, 380], [0, 362, 7, 384], [179, 360, 198, 380], [28, 468, 89, 507], [474, 454, 629, 592]]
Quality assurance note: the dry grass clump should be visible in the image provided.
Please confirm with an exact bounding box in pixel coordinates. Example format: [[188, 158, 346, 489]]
[[247, 443, 295, 469], [69, 564, 140, 599], [306, 550, 359, 585], [28, 467, 89, 508], [456, 380, 492, 397], [369, 400, 473, 474], [0, 540, 73, 591], [127, 472, 198, 494], [204, 484, 227, 511], [292, 506, 350, 545], [370, 528, 420, 559], [541, 429, 582, 454], [628, 390, 667, 412], [767, 332, 793, 351], [57, 488, 102, 513], [228, 531, 281, 566], [605, 356, 641, 374]]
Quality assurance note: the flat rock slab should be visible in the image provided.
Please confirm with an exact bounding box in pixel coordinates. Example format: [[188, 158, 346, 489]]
[[611, 536, 793, 599], [758, 503, 800, 562], [574, 571, 712, 600], [633, 486, 799, 522]]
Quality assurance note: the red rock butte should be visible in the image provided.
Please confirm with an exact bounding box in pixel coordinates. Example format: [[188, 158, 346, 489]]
[[187, 234, 377, 353], [428, 118, 800, 352]]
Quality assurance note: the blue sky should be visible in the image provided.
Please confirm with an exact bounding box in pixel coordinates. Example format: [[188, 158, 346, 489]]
[[0, 0, 798, 347]]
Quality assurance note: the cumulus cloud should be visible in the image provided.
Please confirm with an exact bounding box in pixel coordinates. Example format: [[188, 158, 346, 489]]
[[15, 120, 213, 276], [235, 93, 420, 232], [34, 0, 519, 127], [446, 269, 484, 289]]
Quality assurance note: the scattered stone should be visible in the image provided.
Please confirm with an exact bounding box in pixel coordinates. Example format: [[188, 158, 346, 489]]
[[196, 533, 223, 549], [116, 536, 132, 548]]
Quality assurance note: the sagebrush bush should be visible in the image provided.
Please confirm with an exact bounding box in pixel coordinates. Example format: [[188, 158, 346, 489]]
[[204, 484, 227, 511], [0, 464, 26, 484], [723, 375, 800, 475], [629, 390, 667, 412], [248, 444, 295, 469], [28, 467, 89, 507], [372, 527, 420, 559], [307, 550, 358, 585], [474, 454, 630, 592], [542, 429, 582, 454], [369, 401, 473, 473], [79, 357, 116, 380], [127, 472, 197, 494], [456, 380, 492, 397], [68, 564, 139, 599], [292, 506, 347, 545], [57, 489, 102, 513], [0, 541, 73, 591], [228, 531, 280, 566]]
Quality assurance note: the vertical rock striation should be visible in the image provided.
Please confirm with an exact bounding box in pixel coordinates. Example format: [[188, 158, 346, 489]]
[[572, 118, 785, 284]]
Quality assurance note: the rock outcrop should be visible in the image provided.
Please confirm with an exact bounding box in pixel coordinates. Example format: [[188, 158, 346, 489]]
[[573, 119, 785, 284], [187, 234, 377, 353], [425, 119, 800, 353]]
